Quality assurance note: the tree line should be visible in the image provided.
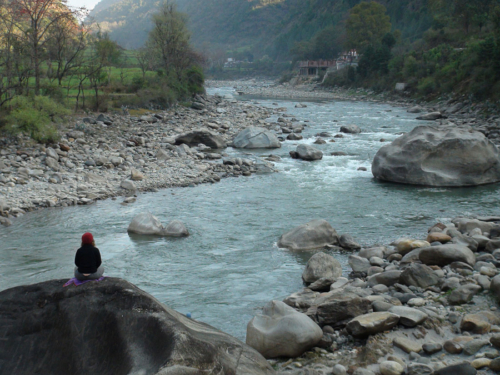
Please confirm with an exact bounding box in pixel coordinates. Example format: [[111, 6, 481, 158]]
[[0, 0, 204, 142], [312, 0, 500, 101]]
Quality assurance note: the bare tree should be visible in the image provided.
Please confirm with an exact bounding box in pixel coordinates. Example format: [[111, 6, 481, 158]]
[[0, 1, 37, 106], [46, 15, 89, 86], [8, 0, 79, 94], [136, 46, 155, 80], [148, 0, 193, 80]]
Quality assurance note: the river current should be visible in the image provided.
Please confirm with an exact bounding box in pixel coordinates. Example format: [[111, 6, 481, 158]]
[[1, 87, 500, 340]]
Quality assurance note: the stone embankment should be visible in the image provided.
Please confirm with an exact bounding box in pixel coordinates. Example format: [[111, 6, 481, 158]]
[[0, 94, 284, 226], [244, 216, 500, 375]]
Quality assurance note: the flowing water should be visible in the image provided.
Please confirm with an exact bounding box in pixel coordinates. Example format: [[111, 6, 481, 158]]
[[1, 87, 500, 340]]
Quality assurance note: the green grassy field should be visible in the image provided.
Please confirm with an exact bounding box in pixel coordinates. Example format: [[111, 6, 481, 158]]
[[0, 49, 159, 111]]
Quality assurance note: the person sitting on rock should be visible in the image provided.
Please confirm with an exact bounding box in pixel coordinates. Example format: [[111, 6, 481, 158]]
[[74, 232, 104, 281]]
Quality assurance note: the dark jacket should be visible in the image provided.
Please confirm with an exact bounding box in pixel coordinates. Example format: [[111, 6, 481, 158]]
[[75, 244, 102, 274]]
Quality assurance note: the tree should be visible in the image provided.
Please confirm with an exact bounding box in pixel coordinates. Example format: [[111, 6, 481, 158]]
[[493, 6, 500, 36], [428, 0, 495, 33], [94, 32, 123, 84], [346, 1, 391, 50], [8, 0, 79, 94], [472, 0, 493, 31], [72, 36, 106, 112], [46, 16, 89, 85], [147, 0, 193, 80], [207, 47, 227, 72], [290, 25, 344, 62], [382, 32, 396, 49], [136, 46, 155, 80], [0, 0, 20, 106], [311, 25, 343, 59]]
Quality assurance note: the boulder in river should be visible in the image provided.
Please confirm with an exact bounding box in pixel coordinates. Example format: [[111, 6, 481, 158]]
[[233, 127, 281, 149], [0, 278, 274, 375], [416, 112, 445, 121], [339, 234, 361, 250], [287, 133, 303, 141], [372, 125, 500, 186], [246, 300, 322, 358], [407, 106, 423, 113], [340, 125, 361, 134], [295, 144, 323, 161], [127, 212, 189, 237], [175, 129, 227, 149], [277, 219, 339, 251], [163, 220, 189, 237]]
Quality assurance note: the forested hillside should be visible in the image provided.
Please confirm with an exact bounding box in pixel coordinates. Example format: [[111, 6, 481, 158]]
[[89, 0, 432, 58]]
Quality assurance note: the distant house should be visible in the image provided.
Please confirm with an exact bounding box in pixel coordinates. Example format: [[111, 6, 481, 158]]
[[298, 60, 336, 76], [298, 50, 358, 76], [335, 49, 358, 71]]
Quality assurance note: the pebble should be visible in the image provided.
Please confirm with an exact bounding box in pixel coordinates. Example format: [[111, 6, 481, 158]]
[[393, 337, 422, 353], [471, 358, 491, 369], [443, 340, 463, 354], [332, 364, 347, 375], [490, 358, 500, 371], [380, 361, 404, 375], [408, 363, 433, 375], [422, 342, 443, 354]]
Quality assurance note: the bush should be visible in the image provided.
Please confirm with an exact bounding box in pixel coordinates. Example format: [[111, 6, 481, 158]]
[[417, 77, 438, 96], [128, 75, 147, 93], [87, 94, 110, 112], [2, 96, 69, 143], [403, 56, 418, 79], [41, 84, 66, 103], [115, 66, 204, 110], [279, 71, 296, 84], [185, 66, 205, 95]]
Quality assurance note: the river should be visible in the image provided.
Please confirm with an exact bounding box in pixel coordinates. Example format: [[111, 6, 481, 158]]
[[1, 86, 500, 340]]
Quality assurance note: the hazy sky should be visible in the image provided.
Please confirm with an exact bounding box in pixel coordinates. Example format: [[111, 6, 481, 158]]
[[67, 0, 100, 11]]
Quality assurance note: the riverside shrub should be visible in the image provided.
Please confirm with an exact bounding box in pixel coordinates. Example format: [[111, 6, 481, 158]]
[[2, 96, 69, 143]]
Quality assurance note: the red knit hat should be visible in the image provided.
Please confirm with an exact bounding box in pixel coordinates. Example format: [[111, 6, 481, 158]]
[[82, 232, 94, 245]]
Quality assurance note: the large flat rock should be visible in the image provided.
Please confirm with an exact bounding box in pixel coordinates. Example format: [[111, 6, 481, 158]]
[[0, 278, 274, 375]]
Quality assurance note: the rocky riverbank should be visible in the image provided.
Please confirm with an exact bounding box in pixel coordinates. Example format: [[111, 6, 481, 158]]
[[3, 80, 500, 227], [0, 94, 286, 226], [4, 214, 500, 375], [242, 217, 500, 375]]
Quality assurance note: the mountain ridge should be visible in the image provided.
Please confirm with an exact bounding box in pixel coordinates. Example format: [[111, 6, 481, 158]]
[[88, 0, 432, 58]]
